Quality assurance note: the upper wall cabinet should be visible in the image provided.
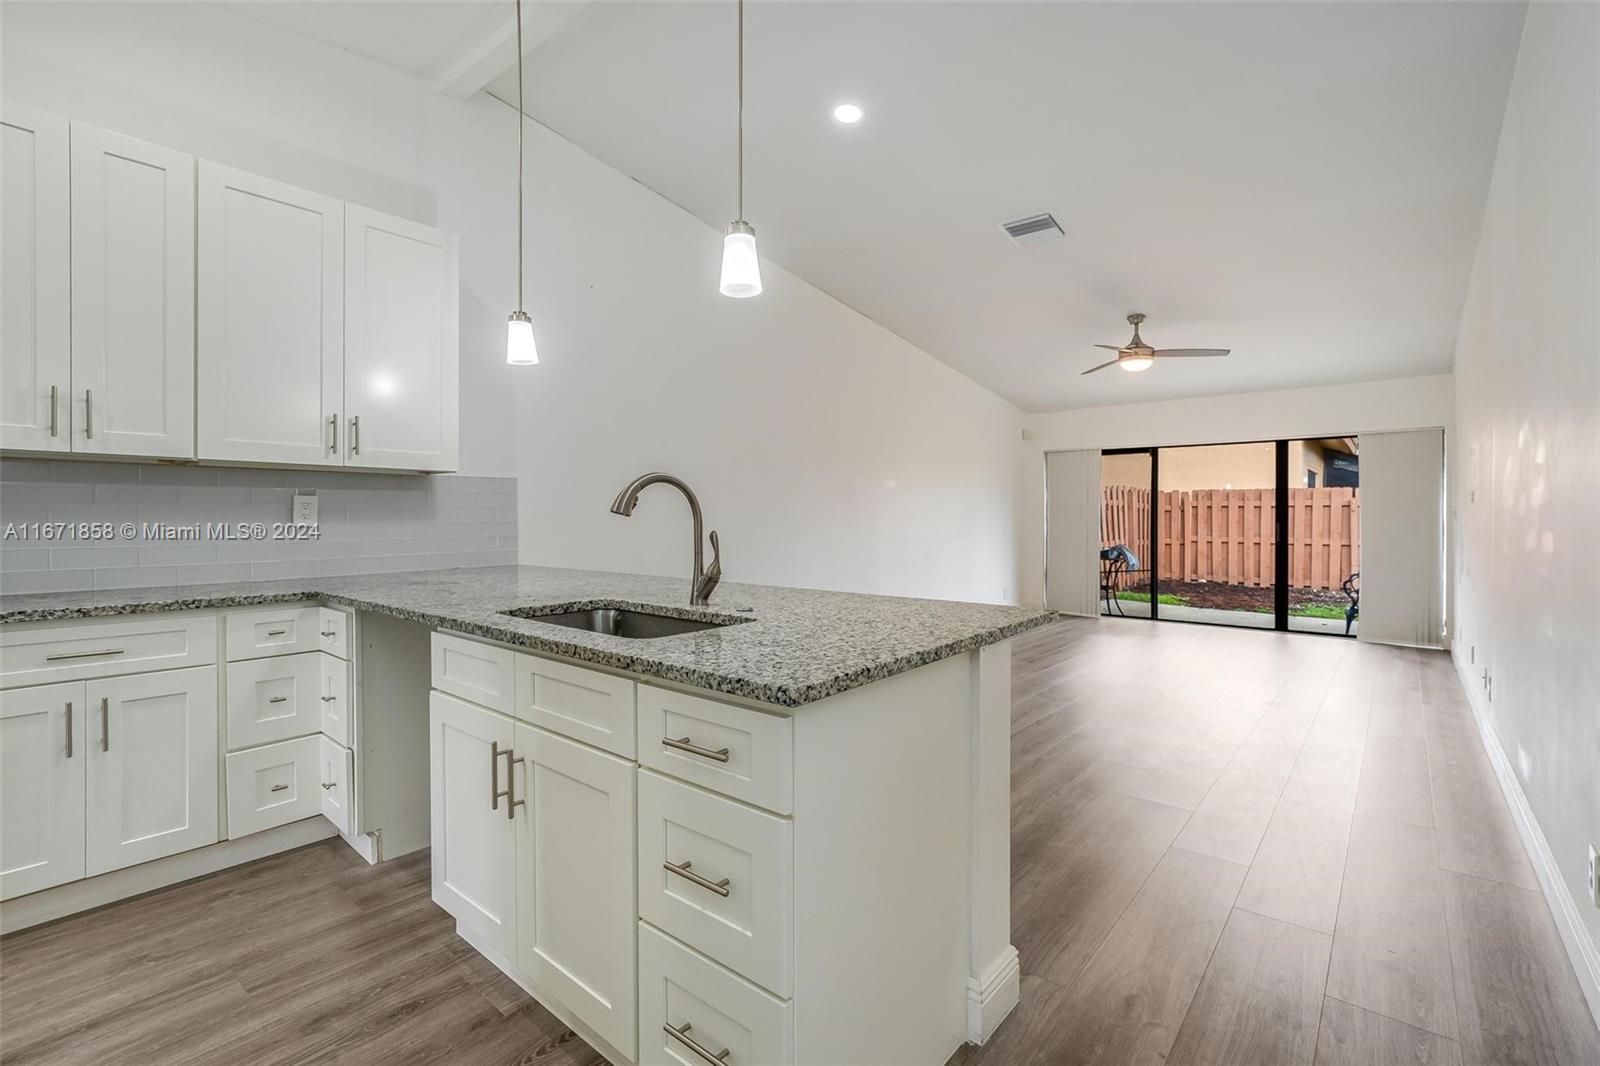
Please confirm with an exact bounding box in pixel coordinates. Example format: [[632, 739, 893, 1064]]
[[1, 103, 71, 452], [197, 162, 345, 467], [71, 125, 196, 459], [344, 207, 459, 472]]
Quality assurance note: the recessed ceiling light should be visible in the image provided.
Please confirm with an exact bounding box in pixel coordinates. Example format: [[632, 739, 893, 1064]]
[[832, 102, 864, 124]]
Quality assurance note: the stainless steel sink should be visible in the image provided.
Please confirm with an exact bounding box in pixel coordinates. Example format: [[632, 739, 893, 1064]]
[[504, 606, 736, 639]]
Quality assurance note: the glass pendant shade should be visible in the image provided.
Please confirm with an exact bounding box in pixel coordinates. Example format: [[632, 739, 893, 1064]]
[[1119, 353, 1154, 372], [506, 311, 538, 365], [719, 221, 763, 298]]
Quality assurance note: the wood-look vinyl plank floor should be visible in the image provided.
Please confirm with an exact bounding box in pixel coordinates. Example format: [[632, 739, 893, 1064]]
[[3, 616, 1594, 1066]]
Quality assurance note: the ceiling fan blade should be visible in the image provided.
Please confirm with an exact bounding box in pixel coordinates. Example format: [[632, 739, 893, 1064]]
[[1153, 348, 1230, 358], [1080, 358, 1121, 375], [1094, 344, 1125, 352]]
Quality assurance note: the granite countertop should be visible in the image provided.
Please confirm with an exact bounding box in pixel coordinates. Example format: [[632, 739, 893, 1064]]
[[0, 566, 1053, 708]]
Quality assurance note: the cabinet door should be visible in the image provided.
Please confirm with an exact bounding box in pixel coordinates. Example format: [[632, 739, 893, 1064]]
[[1, 103, 71, 452], [0, 682, 85, 899], [197, 161, 343, 465], [344, 205, 458, 471], [429, 691, 516, 955], [319, 653, 351, 747], [70, 124, 195, 459], [515, 723, 637, 1059], [84, 666, 219, 876], [319, 735, 354, 836]]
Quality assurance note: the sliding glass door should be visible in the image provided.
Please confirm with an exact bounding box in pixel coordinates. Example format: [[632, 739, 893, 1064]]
[[1099, 436, 1360, 636]]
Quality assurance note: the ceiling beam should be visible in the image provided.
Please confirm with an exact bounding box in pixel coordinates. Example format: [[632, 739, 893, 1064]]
[[433, 1, 595, 100]]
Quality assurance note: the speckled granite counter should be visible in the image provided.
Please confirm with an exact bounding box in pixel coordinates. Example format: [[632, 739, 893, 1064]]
[[0, 566, 1052, 707]]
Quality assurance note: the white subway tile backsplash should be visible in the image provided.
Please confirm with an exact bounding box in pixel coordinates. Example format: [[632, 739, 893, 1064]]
[[0, 459, 516, 595]]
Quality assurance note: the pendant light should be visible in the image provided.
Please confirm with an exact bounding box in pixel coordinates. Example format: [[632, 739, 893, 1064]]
[[506, 0, 539, 364], [718, 0, 762, 298]]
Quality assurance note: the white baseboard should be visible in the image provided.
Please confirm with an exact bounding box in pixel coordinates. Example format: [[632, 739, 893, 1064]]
[[0, 816, 337, 935], [966, 944, 1021, 1044], [1451, 650, 1600, 1028]]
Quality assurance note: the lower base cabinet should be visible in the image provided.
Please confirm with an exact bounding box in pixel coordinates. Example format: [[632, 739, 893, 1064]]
[[225, 735, 322, 839], [0, 684, 87, 899], [429, 690, 638, 1061], [638, 922, 792, 1066]]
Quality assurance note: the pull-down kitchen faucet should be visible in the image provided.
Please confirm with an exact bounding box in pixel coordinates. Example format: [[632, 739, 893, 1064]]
[[609, 472, 722, 606]]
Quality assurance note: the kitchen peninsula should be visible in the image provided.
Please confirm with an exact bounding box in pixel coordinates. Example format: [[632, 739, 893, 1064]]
[[0, 565, 1050, 1065]]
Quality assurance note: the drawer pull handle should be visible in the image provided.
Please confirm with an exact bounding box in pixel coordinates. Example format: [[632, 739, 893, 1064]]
[[44, 648, 126, 662], [663, 736, 730, 763], [664, 1022, 730, 1065], [664, 859, 731, 897], [271, 784, 289, 793], [266, 629, 288, 636], [268, 696, 288, 704]]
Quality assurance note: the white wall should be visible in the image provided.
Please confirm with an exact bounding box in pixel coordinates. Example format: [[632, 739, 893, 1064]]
[[1450, 0, 1600, 1008], [1016, 374, 1453, 604], [1, 1, 1026, 604]]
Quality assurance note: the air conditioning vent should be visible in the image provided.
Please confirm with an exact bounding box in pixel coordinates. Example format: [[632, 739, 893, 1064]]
[[999, 212, 1065, 245]]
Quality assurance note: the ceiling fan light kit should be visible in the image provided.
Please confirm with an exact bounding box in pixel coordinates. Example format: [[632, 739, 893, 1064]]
[[1081, 312, 1230, 376]]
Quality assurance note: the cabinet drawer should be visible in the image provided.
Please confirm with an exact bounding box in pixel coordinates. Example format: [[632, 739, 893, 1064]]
[[638, 771, 793, 997], [317, 607, 350, 659], [226, 652, 322, 750], [319, 736, 354, 836], [1, 615, 217, 689], [639, 922, 792, 1066], [319, 654, 351, 747], [514, 652, 636, 758], [225, 606, 321, 660], [431, 631, 513, 713], [226, 735, 321, 838], [638, 685, 792, 814]]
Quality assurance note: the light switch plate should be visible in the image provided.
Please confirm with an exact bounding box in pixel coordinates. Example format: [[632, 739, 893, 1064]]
[[293, 491, 318, 525]]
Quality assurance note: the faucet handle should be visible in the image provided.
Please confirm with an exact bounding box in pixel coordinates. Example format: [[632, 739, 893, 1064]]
[[696, 530, 722, 605]]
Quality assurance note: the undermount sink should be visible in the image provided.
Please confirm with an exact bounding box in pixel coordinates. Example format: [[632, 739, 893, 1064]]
[[503, 605, 739, 639]]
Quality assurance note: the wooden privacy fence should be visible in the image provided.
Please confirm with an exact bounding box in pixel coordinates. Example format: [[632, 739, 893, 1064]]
[[1101, 486, 1359, 590]]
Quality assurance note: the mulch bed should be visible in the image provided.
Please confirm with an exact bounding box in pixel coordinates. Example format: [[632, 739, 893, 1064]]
[[1121, 579, 1350, 613]]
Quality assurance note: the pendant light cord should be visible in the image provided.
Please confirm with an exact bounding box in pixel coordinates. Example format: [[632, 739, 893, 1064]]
[[515, 0, 525, 312], [736, 0, 744, 222]]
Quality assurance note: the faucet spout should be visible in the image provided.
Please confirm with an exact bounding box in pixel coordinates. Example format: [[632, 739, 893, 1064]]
[[608, 472, 722, 606]]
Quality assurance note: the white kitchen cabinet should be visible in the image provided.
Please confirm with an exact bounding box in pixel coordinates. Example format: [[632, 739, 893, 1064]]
[[197, 162, 344, 466], [84, 666, 219, 876], [1, 102, 70, 452], [0, 682, 86, 899], [70, 123, 195, 459], [225, 651, 323, 750], [319, 653, 351, 747], [319, 735, 354, 836], [429, 690, 517, 956], [344, 206, 459, 472], [225, 734, 321, 839], [514, 723, 637, 1060]]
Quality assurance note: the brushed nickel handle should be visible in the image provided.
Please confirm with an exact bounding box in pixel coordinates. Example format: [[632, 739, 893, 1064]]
[[505, 749, 525, 820], [320, 630, 337, 638], [100, 697, 109, 752], [491, 740, 508, 811], [321, 695, 337, 703], [44, 648, 126, 662], [49, 385, 59, 437], [65, 700, 73, 758], [328, 414, 338, 455], [664, 859, 731, 897], [270, 784, 289, 793], [663, 736, 730, 763], [321, 782, 336, 791], [349, 415, 360, 456], [266, 629, 287, 636], [268, 696, 288, 704], [83, 389, 93, 439], [664, 1022, 730, 1065]]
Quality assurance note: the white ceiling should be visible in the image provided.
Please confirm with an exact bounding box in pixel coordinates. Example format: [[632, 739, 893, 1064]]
[[231, 1, 1528, 412]]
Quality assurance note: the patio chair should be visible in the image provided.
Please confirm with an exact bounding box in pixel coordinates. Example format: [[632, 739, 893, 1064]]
[[1341, 570, 1360, 635], [1099, 545, 1140, 617]]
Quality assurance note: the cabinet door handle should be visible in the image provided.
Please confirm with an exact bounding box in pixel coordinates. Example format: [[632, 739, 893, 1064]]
[[664, 1022, 731, 1065], [50, 385, 59, 437], [491, 740, 508, 811], [349, 415, 360, 456], [328, 414, 338, 455], [320, 695, 337, 703], [321, 782, 336, 791], [100, 697, 109, 752], [663, 859, 731, 897], [320, 630, 337, 638], [44, 648, 125, 662], [65, 700, 73, 758], [663, 736, 730, 763], [84, 389, 93, 439], [504, 748, 525, 820], [270, 783, 289, 793]]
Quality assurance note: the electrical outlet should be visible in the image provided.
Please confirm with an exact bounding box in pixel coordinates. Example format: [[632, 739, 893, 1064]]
[[1589, 845, 1598, 908], [293, 491, 318, 525]]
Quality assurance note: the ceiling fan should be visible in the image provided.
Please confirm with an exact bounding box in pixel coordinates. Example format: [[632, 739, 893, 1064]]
[[1082, 313, 1230, 375]]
